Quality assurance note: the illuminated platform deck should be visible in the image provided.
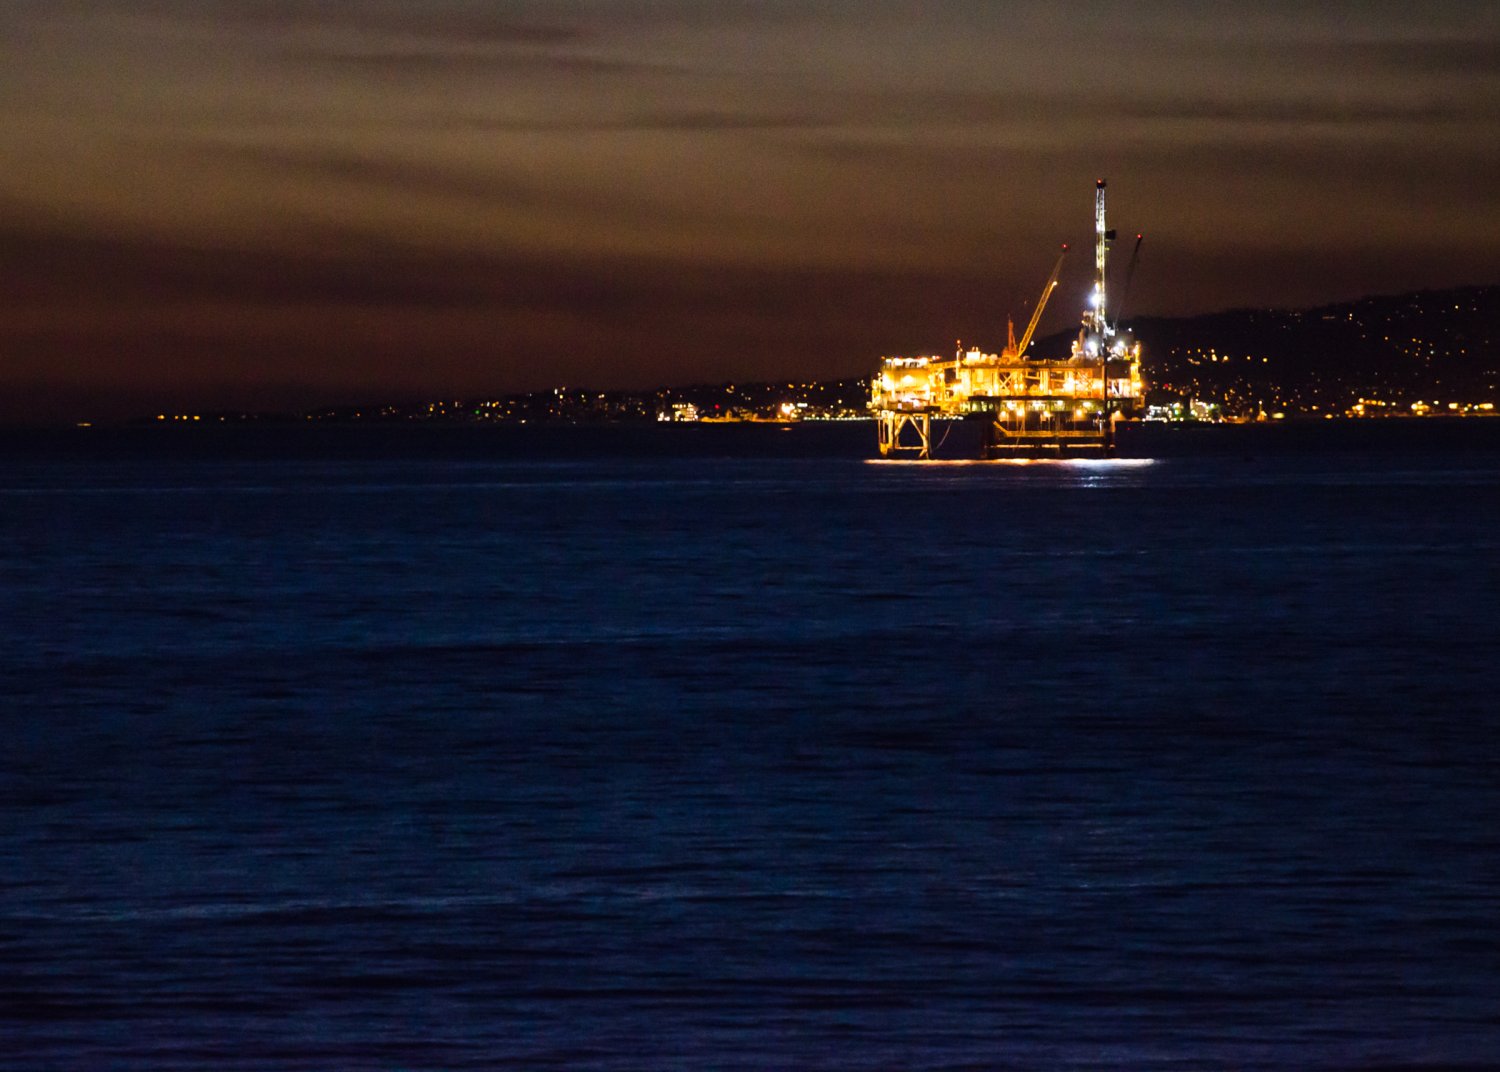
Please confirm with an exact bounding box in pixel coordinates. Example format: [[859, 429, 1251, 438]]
[[872, 349, 1143, 459]]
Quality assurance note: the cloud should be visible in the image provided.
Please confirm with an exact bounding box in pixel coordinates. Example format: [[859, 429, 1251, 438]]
[[183, 141, 774, 250], [1110, 95, 1494, 126], [201, 144, 547, 210], [31, 0, 591, 46], [286, 47, 669, 79], [1323, 37, 1500, 75]]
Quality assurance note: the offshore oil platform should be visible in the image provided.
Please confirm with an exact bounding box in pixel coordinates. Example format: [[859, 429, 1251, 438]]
[[871, 181, 1144, 458]]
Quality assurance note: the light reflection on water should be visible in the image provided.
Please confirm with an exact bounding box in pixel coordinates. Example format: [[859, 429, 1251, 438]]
[[866, 457, 1157, 466]]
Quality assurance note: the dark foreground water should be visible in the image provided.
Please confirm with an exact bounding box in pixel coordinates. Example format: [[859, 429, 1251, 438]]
[[4, 426, 1500, 1070]]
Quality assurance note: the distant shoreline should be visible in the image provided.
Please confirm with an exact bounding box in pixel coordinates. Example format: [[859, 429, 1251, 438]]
[[3, 416, 1500, 463]]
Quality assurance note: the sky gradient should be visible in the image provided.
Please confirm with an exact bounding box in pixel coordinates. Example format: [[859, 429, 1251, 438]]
[[3, 0, 1499, 420]]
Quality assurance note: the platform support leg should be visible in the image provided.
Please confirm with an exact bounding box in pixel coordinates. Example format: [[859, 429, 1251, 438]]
[[874, 411, 932, 460]]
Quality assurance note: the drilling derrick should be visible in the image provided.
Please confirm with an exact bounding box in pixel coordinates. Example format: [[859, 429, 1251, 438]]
[[1091, 179, 1111, 337], [870, 181, 1145, 459], [1074, 179, 1118, 360]]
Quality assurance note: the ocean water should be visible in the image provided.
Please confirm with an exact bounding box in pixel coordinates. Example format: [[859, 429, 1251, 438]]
[[4, 427, 1500, 1070]]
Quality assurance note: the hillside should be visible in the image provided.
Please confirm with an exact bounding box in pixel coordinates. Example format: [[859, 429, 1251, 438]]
[[1098, 285, 1500, 416]]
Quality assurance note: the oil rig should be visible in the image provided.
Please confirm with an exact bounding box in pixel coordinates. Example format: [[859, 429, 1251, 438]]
[[871, 181, 1144, 458]]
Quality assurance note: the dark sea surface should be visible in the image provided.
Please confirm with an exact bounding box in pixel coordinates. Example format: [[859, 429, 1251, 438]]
[[4, 422, 1500, 1070]]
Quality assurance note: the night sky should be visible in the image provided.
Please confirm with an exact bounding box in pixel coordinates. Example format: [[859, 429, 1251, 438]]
[[3, 0, 1498, 421]]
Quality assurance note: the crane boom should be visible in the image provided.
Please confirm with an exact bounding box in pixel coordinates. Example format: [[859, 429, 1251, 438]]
[[1009, 244, 1069, 359], [1111, 233, 1144, 330]]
